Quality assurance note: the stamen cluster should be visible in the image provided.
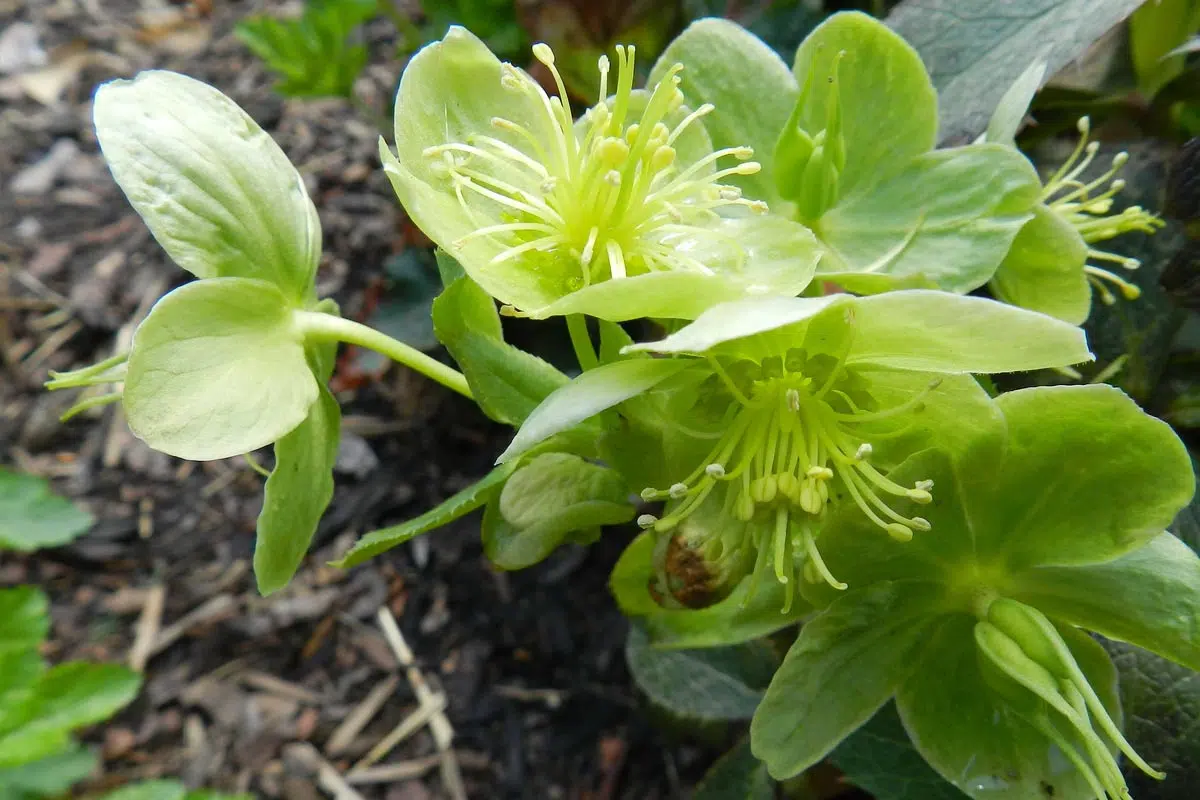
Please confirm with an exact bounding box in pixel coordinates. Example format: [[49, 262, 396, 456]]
[[423, 43, 767, 290], [637, 349, 936, 608], [1044, 116, 1164, 304]]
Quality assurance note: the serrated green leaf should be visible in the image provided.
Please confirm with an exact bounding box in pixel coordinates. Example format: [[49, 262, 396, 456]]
[[610, 532, 809, 650], [751, 582, 941, 779], [816, 144, 1040, 294], [432, 274, 568, 426], [887, 0, 1145, 144], [124, 278, 317, 461], [94, 71, 321, 303], [649, 18, 798, 207], [253, 355, 340, 595], [498, 358, 692, 463], [829, 703, 967, 800], [626, 624, 776, 722], [0, 663, 140, 768], [693, 737, 774, 800], [0, 469, 92, 552], [1106, 640, 1200, 799], [484, 453, 633, 570], [333, 463, 516, 568]]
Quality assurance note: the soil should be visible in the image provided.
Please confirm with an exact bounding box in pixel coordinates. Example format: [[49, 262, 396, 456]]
[[0, 1, 733, 797]]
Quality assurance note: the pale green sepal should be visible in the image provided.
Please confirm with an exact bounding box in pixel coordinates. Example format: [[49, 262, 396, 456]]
[[332, 463, 517, 569], [382, 29, 564, 313], [93, 71, 321, 303], [498, 358, 693, 463], [1011, 532, 1200, 671], [531, 216, 822, 320], [750, 581, 942, 780], [896, 616, 1115, 800], [124, 278, 317, 461], [989, 385, 1194, 568], [623, 294, 847, 357], [989, 204, 1091, 325], [844, 291, 1092, 373], [791, 12, 936, 199], [816, 144, 1041, 294], [485, 453, 633, 570], [649, 18, 798, 207], [611, 533, 810, 649], [982, 60, 1047, 145]]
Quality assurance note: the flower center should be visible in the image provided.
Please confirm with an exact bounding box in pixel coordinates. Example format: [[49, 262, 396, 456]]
[[422, 43, 767, 290], [1044, 116, 1164, 304], [636, 349, 936, 608]]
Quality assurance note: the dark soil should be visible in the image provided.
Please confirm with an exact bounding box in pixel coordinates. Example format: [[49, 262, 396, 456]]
[[0, 2, 729, 797]]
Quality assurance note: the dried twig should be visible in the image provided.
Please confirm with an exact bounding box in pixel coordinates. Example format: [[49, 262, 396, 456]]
[[127, 584, 165, 672], [325, 673, 400, 756]]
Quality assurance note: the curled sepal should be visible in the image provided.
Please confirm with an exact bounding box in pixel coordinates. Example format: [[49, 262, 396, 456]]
[[974, 599, 1161, 798], [124, 278, 318, 461], [94, 71, 321, 303]]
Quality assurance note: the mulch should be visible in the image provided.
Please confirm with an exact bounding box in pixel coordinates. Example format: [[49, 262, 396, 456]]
[[0, 1, 728, 796]]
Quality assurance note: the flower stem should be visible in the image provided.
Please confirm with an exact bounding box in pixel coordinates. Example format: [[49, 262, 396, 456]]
[[567, 314, 598, 371], [295, 311, 473, 399]]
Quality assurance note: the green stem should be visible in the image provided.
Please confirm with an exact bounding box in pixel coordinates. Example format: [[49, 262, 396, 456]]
[[567, 314, 598, 371], [295, 311, 473, 399]]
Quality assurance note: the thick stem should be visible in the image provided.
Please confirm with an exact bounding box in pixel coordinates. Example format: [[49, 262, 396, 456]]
[[567, 314, 598, 371], [295, 311, 473, 400]]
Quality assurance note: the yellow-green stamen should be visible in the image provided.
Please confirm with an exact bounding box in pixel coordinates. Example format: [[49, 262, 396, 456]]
[[425, 43, 767, 289], [1044, 116, 1164, 304]]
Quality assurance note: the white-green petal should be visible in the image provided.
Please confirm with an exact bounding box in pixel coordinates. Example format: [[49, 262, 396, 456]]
[[531, 216, 822, 320], [124, 278, 318, 461], [93, 71, 321, 303]]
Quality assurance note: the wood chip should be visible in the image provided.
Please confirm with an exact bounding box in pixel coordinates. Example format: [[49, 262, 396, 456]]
[[127, 583, 165, 672], [149, 594, 237, 659], [325, 673, 400, 756]]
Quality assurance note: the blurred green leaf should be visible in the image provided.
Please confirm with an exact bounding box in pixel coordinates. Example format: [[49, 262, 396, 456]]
[[236, 0, 378, 98], [0, 742, 97, 798], [0, 468, 92, 552], [1130, 0, 1200, 98], [1105, 640, 1200, 799], [887, 0, 1144, 143], [101, 781, 253, 800], [1172, 453, 1200, 553], [693, 736, 774, 800], [829, 703, 967, 800], [625, 624, 776, 722], [422, 0, 526, 61]]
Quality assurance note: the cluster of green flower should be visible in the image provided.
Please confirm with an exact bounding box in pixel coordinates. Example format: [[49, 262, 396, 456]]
[[47, 11, 1197, 799]]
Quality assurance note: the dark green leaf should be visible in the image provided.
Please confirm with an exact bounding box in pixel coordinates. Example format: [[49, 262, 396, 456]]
[[694, 736, 774, 800], [432, 274, 568, 426], [1106, 640, 1200, 799], [333, 463, 516, 568], [829, 703, 967, 800], [887, 0, 1145, 144], [626, 624, 776, 722], [1172, 453, 1200, 552], [0, 468, 92, 552]]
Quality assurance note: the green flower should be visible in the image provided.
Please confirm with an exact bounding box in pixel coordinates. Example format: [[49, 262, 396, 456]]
[[751, 385, 1197, 799], [381, 27, 821, 320], [499, 291, 1091, 608]]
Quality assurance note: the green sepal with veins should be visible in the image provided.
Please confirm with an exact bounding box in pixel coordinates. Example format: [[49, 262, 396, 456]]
[[981, 67, 1165, 322], [751, 384, 1197, 800], [501, 291, 1090, 610], [380, 26, 822, 321]]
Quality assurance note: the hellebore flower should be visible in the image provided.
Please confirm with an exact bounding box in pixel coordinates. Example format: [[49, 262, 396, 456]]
[[380, 27, 822, 321], [751, 384, 1197, 800], [498, 291, 1091, 609]]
